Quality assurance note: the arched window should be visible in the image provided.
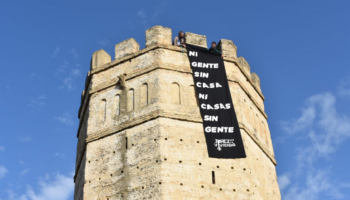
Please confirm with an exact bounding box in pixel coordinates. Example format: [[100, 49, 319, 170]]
[[127, 89, 134, 111], [115, 94, 120, 116], [171, 83, 180, 104], [141, 83, 148, 107], [100, 99, 107, 121]]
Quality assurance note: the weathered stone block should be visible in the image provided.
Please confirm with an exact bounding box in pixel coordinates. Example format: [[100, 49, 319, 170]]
[[91, 49, 111, 70], [238, 56, 251, 75], [90, 49, 112, 70], [146, 25, 172, 47], [251, 72, 261, 88], [217, 39, 237, 59], [115, 38, 140, 60], [184, 32, 207, 48]]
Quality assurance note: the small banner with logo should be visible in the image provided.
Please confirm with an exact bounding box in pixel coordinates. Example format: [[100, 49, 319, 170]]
[[186, 44, 246, 159]]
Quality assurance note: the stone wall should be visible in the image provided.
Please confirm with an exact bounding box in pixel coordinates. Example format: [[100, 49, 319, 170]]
[[74, 25, 280, 200]]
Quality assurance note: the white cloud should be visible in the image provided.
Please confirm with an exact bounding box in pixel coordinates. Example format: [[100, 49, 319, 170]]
[[55, 112, 74, 126], [51, 47, 60, 58], [338, 77, 350, 97], [281, 106, 315, 135], [137, 9, 147, 18], [57, 61, 80, 90], [68, 48, 78, 58], [54, 153, 65, 157], [281, 93, 350, 166], [58, 68, 80, 90], [20, 169, 29, 176], [0, 165, 9, 179], [59, 77, 74, 90], [20, 136, 31, 142], [28, 95, 47, 107], [7, 173, 74, 200], [280, 89, 350, 199], [0, 145, 5, 152], [284, 170, 346, 200], [278, 173, 291, 191], [70, 69, 81, 76], [137, 9, 149, 28], [56, 60, 69, 74], [98, 39, 110, 46]]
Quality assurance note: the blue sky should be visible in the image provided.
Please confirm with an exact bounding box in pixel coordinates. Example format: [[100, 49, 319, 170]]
[[1, 1, 350, 199]]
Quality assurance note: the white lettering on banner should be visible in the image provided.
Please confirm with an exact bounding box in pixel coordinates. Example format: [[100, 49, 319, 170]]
[[194, 72, 209, 78], [204, 115, 218, 121], [191, 62, 219, 69], [189, 51, 198, 57], [205, 126, 234, 133], [214, 139, 236, 151], [201, 103, 231, 110], [196, 82, 222, 88], [199, 93, 208, 100]]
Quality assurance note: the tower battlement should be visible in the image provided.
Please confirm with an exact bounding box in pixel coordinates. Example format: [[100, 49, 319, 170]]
[[74, 25, 280, 200]]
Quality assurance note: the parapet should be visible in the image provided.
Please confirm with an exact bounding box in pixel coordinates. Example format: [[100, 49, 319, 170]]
[[146, 25, 172, 47], [87, 25, 264, 99], [251, 72, 261, 88], [185, 32, 207, 48], [237, 56, 251, 75], [115, 38, 140, 60], [217, 39, 237, 59], [91, 49, 111, 70]]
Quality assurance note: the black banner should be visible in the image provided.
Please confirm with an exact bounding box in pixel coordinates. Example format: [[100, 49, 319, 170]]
[[186, 44, 246, 158]]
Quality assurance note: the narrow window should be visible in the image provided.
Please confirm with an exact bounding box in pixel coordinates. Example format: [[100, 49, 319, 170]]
[[141, 83, 148, 107], [127, 89, 134, 111], [100, 99, 107, 121], [171, 83, 180, 104], [115, 94, 120, 116], [125, 137, 128, 149], [212, 171, 215, 184]]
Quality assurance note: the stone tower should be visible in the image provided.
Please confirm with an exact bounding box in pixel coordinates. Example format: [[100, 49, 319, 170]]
[[74, 25, 281, 200]]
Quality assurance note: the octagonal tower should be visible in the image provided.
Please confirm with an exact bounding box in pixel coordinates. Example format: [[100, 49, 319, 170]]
[[74, 25, 281, 200]]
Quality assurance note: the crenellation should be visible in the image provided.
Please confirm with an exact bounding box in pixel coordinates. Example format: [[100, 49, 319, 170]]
[[251, 72, 261, 89], [74, 27, 280, 200], [217, 39, 237, 59], [115, 38, 140, 60], [184, 32, 207, 48], [145, 25, 172, 47], [91, 49, 111, 71], [238, 56, 251, 76]]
